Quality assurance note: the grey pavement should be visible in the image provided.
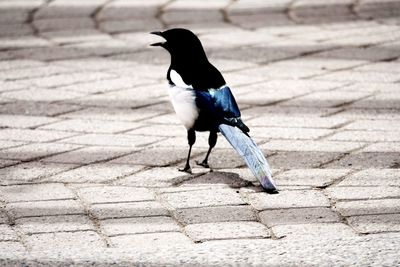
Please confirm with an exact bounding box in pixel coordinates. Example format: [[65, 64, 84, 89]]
[[1, 0, 400, 266]]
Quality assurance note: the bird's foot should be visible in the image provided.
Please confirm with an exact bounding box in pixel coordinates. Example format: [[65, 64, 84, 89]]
[[179, 165, 192, 174], [196, 160, 209, 168]]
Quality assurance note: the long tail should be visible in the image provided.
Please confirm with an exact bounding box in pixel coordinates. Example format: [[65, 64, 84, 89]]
[[219, 124, 278, 193]]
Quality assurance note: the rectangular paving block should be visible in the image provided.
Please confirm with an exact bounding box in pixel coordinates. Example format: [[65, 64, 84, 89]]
[[6, 199, 85, 219], [343, 119, 400, 131], [161, 188, 245, 209], [327, 130, 400, 142], [25, 231, 105, 251], [58, 133, 160, 147], [0, 128, 76, 142], [326, 186, 400, 201], [0, 183, 75, 202], [39, 119, 137, 134], [0, 162, 77, 185], [272, 223, 356, 239], [247, 116, 349, 129], [90, 201, 169, 220], [117, 167, 191, 187], [174, 205, 257, 225], [41, 146, 134, 164], [325, 152, 400, 169], [267, 151, 341, 169], [259, 207, 340, 227], [100, 216, 180, 236], [347, 214, 400, 234], [77, 186, 155, 204], [110, 232, 193, 249], [16, 214, 95, 234], [274, 169, 351, 187], [0, 224, 18, 241], [246, 190, 330, 211], [251, 127, 333, 140], [43, 163, 144, 183], [337, 169, 400, 186], [0, 142, 81, 161], [262, 140, 365, 153], [0, 114, 60, 129], [335, 199, 400, 216], [185, 221, 270, 242]]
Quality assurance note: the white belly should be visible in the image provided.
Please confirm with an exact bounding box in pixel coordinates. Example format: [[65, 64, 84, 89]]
[[168, 85, 199, 129]]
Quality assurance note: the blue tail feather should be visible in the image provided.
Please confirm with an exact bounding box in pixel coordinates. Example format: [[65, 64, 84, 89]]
[[219, 124, 278, 192]]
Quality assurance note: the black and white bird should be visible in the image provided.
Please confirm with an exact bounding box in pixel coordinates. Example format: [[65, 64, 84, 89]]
[[150, 28, 277, 193]]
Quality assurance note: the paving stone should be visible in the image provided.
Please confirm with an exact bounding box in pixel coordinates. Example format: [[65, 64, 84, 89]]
[[34, 0, 107, 19], [0, 142, 81, 161], [268, 151, 341, 169], [193, 149, 245, 169], [0, 241, 26, 255], [0, 211, 9, 224], [344, 119, 400, 131], [347, 214, 400, 234], [110, 147, 191, 167], [362, 142, 400, 152], [259, 207, 340, 227], [247, 115, 348, 129], [246, 190, 330, 211], [325, 151, 400, 169], [110, 232, 192, 249], [2, 88, 86, 102], [335, 199, 400, 216], [0, 224, 18, 241], [6, 200, 85, 219], [77, 186, 155, 204], [33, 17, 95, 32], [0, 65, 74, 81], [44, 163, 144, 183], [25, 231, 105, 251], [272, 223, 356, 239], [185, 221, 270, 242], [0, 162, 77, 185], [39, 118, 138, 134], [58, 133, 160, 147], [41, 29, 111, 45], [262, 140, 364, 153], [117, 167, 193, 187], [250, 127, 333, 140], [0, 183, 75, 202], [338, 169, 400, 186], [0, 101, 83, 116], [41, 146, 133, 164], [16, 215, 95, 234], [0, 159, 19, 168], [90, 201, 169, 220], [275, 169, 351, 187], [161, 188, 245, 209], [326, 186, 400, 201], [282, 91, 371, 108], [0, 128, 76, 142], [0, 114, 60, 129], [0, 140, 26, 150], [98, 0, 165, 20], [327, 130, 400, 142], [100, 216, 180, 236], [99, 19, 162, 34], [181, 171, 251, 188], [175, 205, 257, 225]]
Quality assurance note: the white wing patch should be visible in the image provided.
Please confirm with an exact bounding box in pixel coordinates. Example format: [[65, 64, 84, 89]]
[[168, 85, 198, 129], [168, 70, 198, 129], [170, 69, 193, 89]]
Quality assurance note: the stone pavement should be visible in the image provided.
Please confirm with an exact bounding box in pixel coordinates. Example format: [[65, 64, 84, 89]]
[[1, 0, 400, 265]]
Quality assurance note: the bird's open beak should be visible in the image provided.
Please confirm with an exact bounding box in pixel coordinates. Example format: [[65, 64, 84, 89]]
[[150, 31, 165, 47]]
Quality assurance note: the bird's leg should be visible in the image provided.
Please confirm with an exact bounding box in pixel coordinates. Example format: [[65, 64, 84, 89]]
[[179, 129, 195, 174], [197, 131, 217, 169]]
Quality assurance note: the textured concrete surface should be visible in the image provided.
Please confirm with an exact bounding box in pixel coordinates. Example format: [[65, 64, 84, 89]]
[[1, 0, 400, 266]]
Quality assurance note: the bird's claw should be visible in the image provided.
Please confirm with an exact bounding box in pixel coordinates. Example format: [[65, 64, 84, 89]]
[[179, 166, 192, 174], [196, 160, 209, 168]]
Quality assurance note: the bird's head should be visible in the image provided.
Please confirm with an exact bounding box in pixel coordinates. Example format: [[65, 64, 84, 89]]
[[150, 28, 208, 64]]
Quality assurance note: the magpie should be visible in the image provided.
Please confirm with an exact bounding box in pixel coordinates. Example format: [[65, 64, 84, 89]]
[[150, 28, 277, 192]]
